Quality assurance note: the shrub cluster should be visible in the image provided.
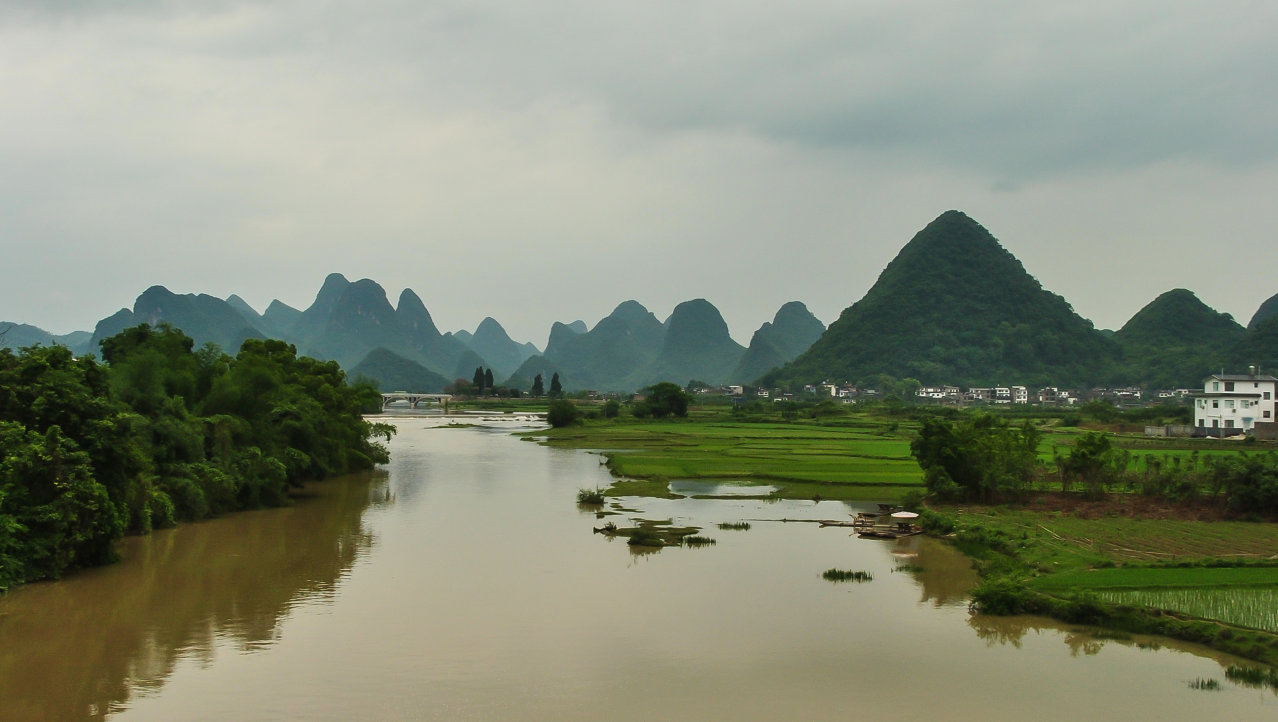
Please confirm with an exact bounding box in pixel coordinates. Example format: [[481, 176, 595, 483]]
[[0, 325, 393, 591]]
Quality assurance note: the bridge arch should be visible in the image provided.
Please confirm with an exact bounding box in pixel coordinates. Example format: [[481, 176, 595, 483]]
[[381, 392, 453, 410]]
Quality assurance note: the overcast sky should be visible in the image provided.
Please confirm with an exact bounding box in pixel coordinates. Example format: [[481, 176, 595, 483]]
[[3, 1, 1276, 348]]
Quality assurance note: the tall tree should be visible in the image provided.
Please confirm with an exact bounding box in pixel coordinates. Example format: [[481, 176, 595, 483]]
[[531, 373, 544, 397], [472, 366, 485, 393], [549, 372, 562, 398], [483, 368, 494, 393]]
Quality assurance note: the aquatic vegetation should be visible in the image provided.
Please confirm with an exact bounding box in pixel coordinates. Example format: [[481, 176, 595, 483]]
[[1187, 678, 1220, 691], [1225, 665, 1278, 692], [627, 529, 664, 547], [718, 522, 751, 531], [576, 488, 605, 505], [682, 536, 716, 547], [822, 569, 873, 582]]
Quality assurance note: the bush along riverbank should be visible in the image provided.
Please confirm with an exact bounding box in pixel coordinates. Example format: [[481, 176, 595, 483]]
[[920, 507, 1278, 671], [0, 325, 394, 592]]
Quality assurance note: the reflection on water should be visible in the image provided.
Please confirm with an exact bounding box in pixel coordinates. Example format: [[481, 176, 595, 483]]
[[667, 480, 780, 497], [886, 534, 980, 608], [969, 612, 1262, 671], [0, 471, 386, 721]]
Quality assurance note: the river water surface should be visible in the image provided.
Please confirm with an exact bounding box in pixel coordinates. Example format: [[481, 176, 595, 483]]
[[1, 415, 1275, 720]]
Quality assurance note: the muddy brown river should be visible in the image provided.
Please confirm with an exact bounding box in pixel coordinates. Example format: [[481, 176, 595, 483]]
[[0, 415, 1274, 720]]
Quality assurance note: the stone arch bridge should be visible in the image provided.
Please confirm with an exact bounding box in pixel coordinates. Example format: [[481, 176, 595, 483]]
[[381, 392, 453, 410]]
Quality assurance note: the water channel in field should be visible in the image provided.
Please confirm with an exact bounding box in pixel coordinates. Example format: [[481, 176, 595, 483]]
[[0, 414, 1275, 720]]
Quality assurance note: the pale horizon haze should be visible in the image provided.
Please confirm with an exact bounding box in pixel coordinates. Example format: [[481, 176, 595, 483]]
[[3, 1, 1275, 348]]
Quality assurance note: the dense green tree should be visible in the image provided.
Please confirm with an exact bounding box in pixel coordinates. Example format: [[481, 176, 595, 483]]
[[0, 326, 394, 591], [546, 399, 580, 428], [635, 382, 691, 419], [1060, 432, 1126, 499], [472, 366, 485, 393], [549, 373, 563, 398], [0, 423, 123, 590], [483, 368, 494, 393], [910, 413, 1041, 502], [531, 374, 545, 397], [1211, 454, 1278, 515]]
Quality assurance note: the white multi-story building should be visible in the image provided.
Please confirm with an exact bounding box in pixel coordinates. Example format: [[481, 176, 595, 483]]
[[1194, 368, 1277, 436]]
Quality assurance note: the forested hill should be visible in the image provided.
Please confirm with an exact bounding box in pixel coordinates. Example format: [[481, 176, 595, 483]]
[[764, 210, 1120, 388], [1112, 289, 1245, 388], [1250, 293, 1278, 332], [0, 325, 393, 592]]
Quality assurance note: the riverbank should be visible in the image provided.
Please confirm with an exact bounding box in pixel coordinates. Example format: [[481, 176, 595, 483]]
[[926, 503, 1278, 671]]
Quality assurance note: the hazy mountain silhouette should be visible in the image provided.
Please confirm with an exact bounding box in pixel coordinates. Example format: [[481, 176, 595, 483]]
[[90, 286, 264, 354], [541, 300, 666, 391], [732, 301, 825, 383], [0, 323, 92, 355], [644, 299, 745, 386], [349, 347, 450, 392]]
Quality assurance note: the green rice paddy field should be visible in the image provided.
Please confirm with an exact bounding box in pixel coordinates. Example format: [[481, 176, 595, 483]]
[[537, 411, 1278, 501], [537, 417, 924, 500], [951, 506, 1278, 633], [1095, 588, 1278, 632]]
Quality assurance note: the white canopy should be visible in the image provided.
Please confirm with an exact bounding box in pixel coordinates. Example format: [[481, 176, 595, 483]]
[[890, 511, 919, 519]]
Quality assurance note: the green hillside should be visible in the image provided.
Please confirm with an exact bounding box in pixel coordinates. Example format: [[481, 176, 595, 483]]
[[1113, 289, 1244, 388], [1248, 292, 1278, 332], [766, 211, 1119, 387]]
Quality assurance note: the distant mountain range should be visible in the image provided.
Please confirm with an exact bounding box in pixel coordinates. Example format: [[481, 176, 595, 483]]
[[3, 273, 822, 393], [6, 210, 1278, 392]]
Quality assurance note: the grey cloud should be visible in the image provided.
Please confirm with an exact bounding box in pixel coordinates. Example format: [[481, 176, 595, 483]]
[[2, 1, 1276, 343]]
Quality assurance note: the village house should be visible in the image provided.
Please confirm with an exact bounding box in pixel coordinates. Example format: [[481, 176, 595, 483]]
[[1194, 368, 1278, 438], [966, 387, 992, 403], [1038, 386, 1060, 404]]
